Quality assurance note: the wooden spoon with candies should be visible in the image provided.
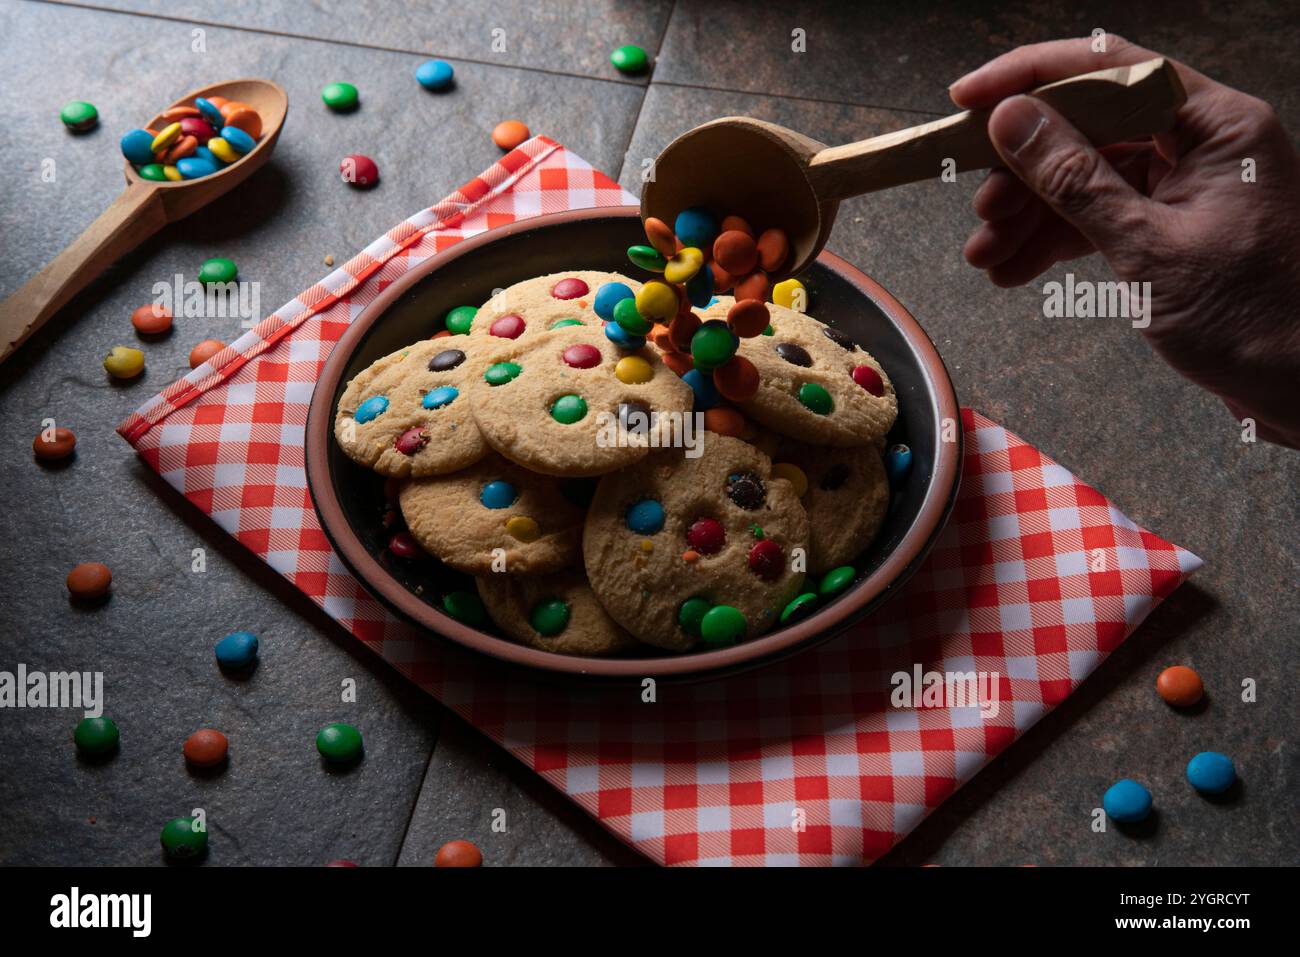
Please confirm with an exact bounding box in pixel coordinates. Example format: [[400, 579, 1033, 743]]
[[0, 78, 288, 364], [642, 57, 1186, 281]]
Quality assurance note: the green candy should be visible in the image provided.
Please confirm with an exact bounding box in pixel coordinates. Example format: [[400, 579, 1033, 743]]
[[700, 605, 746, 647], [613, 296, 651, 335], [780, 592, 819, 625], [691, 321, 738, 370], [550, 318, 584, 329], [818, 565, 856, 597], [443, 589, 487, 626], [551, 394, 587, 424], [627, 245, 667, 272], [445, 305, 477, 334], [321, 82, 360, 111], [677, 597, 711, 638], [761, 324, 775, 336], [798, 382, 833, 415], [73, 716, 119, 756], [199, 257, 238, 286], [60, 100, 98, 131], [160, 817, 207, 860], [610, 44, 648, 74], [316, 722, 364, 764], [483, 361, 521, 386], [138, 164, 167, 182], [529, 598, 570, 637]]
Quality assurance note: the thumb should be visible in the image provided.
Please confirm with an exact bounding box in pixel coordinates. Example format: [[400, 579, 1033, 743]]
[[987, 95, 1160, 256]]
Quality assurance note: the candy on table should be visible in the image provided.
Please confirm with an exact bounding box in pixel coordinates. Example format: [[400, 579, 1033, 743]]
[[74, 716, 119, 757], [610, 43, 649, 74], [33, 426, 77, 461], [103, 345, 144, 379], [325, 859, 360, 867], [160, 817, 208, 860], [189, 338, 226, 369], [214, 630, 258, 670], [183, 729, 229, 768], [321, 81, 359, 112], [340, 153, 379, 188], [415, 59, 455, 90], [1156, 665, 1203, 706], [66, 562, 112, 600], [434, 840, 483, 867], [199, 257, 237, 285], [60, 100, 98, 132], [491, 119, 530, 150], [1102, 778, 1152, 824], [1186, 751, 1236, 795], [316, 723, 364, 765], [132, 303, 173, 335]]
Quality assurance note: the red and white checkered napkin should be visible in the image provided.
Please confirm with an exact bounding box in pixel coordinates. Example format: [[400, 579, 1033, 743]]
[[118, 137, 1202, 866]]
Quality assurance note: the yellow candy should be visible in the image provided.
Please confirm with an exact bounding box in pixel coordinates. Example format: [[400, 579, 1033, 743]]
[[640, 539, 654, 553], [207, 137, 238, 164], [162, 165, 183, 182], [663, 246, 704, 284], [505, 516, 540, 542], [635, 280, 677, 321], [771, 462, 808, 497], [773, 278, 807, 312], [151, 122, 182, 153], [614, 355, 653, 384], [103, 346, 145, 380]]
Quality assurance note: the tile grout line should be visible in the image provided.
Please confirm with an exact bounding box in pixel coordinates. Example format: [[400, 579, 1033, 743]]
[[614, 0, 678, 188], [652, 78, 950, 118], [391, 705, 447, 866]]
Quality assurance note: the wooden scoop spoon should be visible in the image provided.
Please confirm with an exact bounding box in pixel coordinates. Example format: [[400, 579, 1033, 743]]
[[0, 78, 288, 364], [642, 57, 1185, 280]]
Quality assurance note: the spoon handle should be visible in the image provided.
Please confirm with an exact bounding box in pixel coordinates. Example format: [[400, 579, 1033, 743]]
[[0, 184, 168, 365], [807, 57, 1187, 201]]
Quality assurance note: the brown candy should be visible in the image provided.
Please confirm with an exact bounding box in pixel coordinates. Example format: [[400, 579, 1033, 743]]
[[66, 562, 112, 601], [713, 355, 760, 401], [713, 230, 758, 275], [709, 261, 735, 292], [668, 310, 701, 353], [719, 215, 753, 237], [183, 728, 229, 768], [33, 427, 77, 461], [727, 299, 769, 338], [756, 227, 789, 272]]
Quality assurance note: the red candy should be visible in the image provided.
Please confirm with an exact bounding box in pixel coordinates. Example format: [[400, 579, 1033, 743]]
[[713, 230, 758, 275], [851, 365, 885, 396], [686, 517, 725, 555], [388, 530, 420, 558], [395, 428, 427, 455], [748, 539, 784, 581], [489, 314, 525, 339], [179, 116, 216, 143], [341, 153, 379, 188], [551, 277, 589, 300], [183, 728, 228, 768], [562, 343, 601, 369]]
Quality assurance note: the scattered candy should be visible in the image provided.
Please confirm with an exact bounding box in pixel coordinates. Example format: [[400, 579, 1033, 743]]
[[530, 597, 570, 636], [635, 280, 677, 323], [702, 407, 745, 437], [199, 257, 238, 285], [643, 217, 677, 258], [719, 214, 752, 236], [1102, 779, 1152, 824], [1186, 752, 1236, 795], [33, 427, 76, 461], [610, 44, 649, 74], [733, 269, 769, 301], [492, 119, 530, 150], [103, 345, 144, 379], [444, 304, 477, 334], [416, 59, 455, 91], [321, 81, 359, 112], [727, 299, 769, 339], [215, 630, 259, 669], [132, 303, 173, 335], [74, 716, 119, 756], [884, 443, 912, 488], [341, 153, 379, 188], [1156, 665, 1203, 707], [61, 100, 99, 132], [160, 817, 207, 860], [189, 339, 226, 369], [183, 729, 229, 768], [818, 565, 855, 597], [604, 321, 644, 350], [316, 723, 364, 764], [614, 297, 651, 336], [714, 230, 758, 276], [443, 589, 487, 626], [435, 840, 483, 867], [691, 320, 738, 371], [685, 264, 714, 307], [700, 605, 746, 647]]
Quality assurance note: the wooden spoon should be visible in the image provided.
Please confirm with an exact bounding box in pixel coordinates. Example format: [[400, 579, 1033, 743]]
[[642, 57, 1185, 280], [0, 78, 288, 364]]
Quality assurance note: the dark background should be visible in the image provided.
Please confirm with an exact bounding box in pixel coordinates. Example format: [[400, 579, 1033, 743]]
[[0, 0, 1295, 865]]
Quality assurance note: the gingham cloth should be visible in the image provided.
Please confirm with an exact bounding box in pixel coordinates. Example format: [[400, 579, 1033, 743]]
[[117, 137, 1202, 866]]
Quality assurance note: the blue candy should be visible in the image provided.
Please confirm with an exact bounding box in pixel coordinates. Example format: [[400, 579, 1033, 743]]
[[685, 265, 714, 308], [1187, 752, 1236, 795], [593, 282, 635, 321], [193, 146, 219, 165], [176, 156, 219, 180], [674, 206, 718, 250], [480, 480, 517, 510], [604, 321, 644, 350], [355, 395, 389, 422], [195, 97, 224, 127], [422, 386, 458, 410], [625, 499, 665, 534], [215, 630, 259, 669], [120, 129, 156, 165], [415, 59, 455, 91], [682, 368, 719, 410], [885, 443, 912, 489], [1103, 778, 1152, 823], [220, 126, 256, 154]]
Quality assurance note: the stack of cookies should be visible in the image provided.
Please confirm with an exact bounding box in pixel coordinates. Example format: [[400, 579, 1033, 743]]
[[334, 269, 899, 657]]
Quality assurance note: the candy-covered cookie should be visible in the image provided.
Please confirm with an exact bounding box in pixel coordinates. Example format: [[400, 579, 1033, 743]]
[[398, 452, 594, 574], [583, 434, 808, 651], [471, 324, 694, 477], [475, 570, 640, 657], [466, 271, 642, 344], [334, 336, 511, 477], [698, 297, 897, 447]]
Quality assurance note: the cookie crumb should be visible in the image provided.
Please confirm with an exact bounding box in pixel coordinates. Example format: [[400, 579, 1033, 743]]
[[324, 255, 335, 266]]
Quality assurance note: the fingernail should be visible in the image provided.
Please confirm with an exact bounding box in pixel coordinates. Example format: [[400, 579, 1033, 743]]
[[992, 96, 1046, 154]]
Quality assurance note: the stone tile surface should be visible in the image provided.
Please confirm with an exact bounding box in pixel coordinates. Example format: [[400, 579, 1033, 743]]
[[46, 0, 675, 84]]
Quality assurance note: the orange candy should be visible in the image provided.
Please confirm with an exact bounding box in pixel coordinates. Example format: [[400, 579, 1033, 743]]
[[720, 215, 753, 237], [648, 322, 674, 352], [727, 299, 770, 338], [491, 119, 530, 150], [734, 269, 770, 301], [661, 350, 694, 376], [33, 427, 77, 461], [713, 229, 758, 275], [183, 728, 229, 768], [709, 261, 735, 292], [713, 355, 760, 402], [756, 227, 790, 272], [430, 329, 453, 339], [206, 95, 230, 110], [434, 840, 483, 867], [220, 103, 262, 139], [189, 339, 226, 369], [703, 406, 746, 437], [643, 217, 677, 259], [132, 304, 173, 335], [66, 562, 112, 601], [1156, 666, 1204, 707], [164, 134, 198, 163], [160, 105, 201, 121]]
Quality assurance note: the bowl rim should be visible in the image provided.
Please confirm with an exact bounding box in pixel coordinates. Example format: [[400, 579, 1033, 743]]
[[305, 206, 961, 680]]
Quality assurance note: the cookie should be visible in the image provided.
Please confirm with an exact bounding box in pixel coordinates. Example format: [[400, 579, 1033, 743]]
[[699, 297, 897, 447], [334, 336, 510, 478], [475, 570, 640, 657], [467, 271, 642, 345], [583, 434, 809, 651], [471, 324, 695, 477], [398, 452, 594, 575]]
